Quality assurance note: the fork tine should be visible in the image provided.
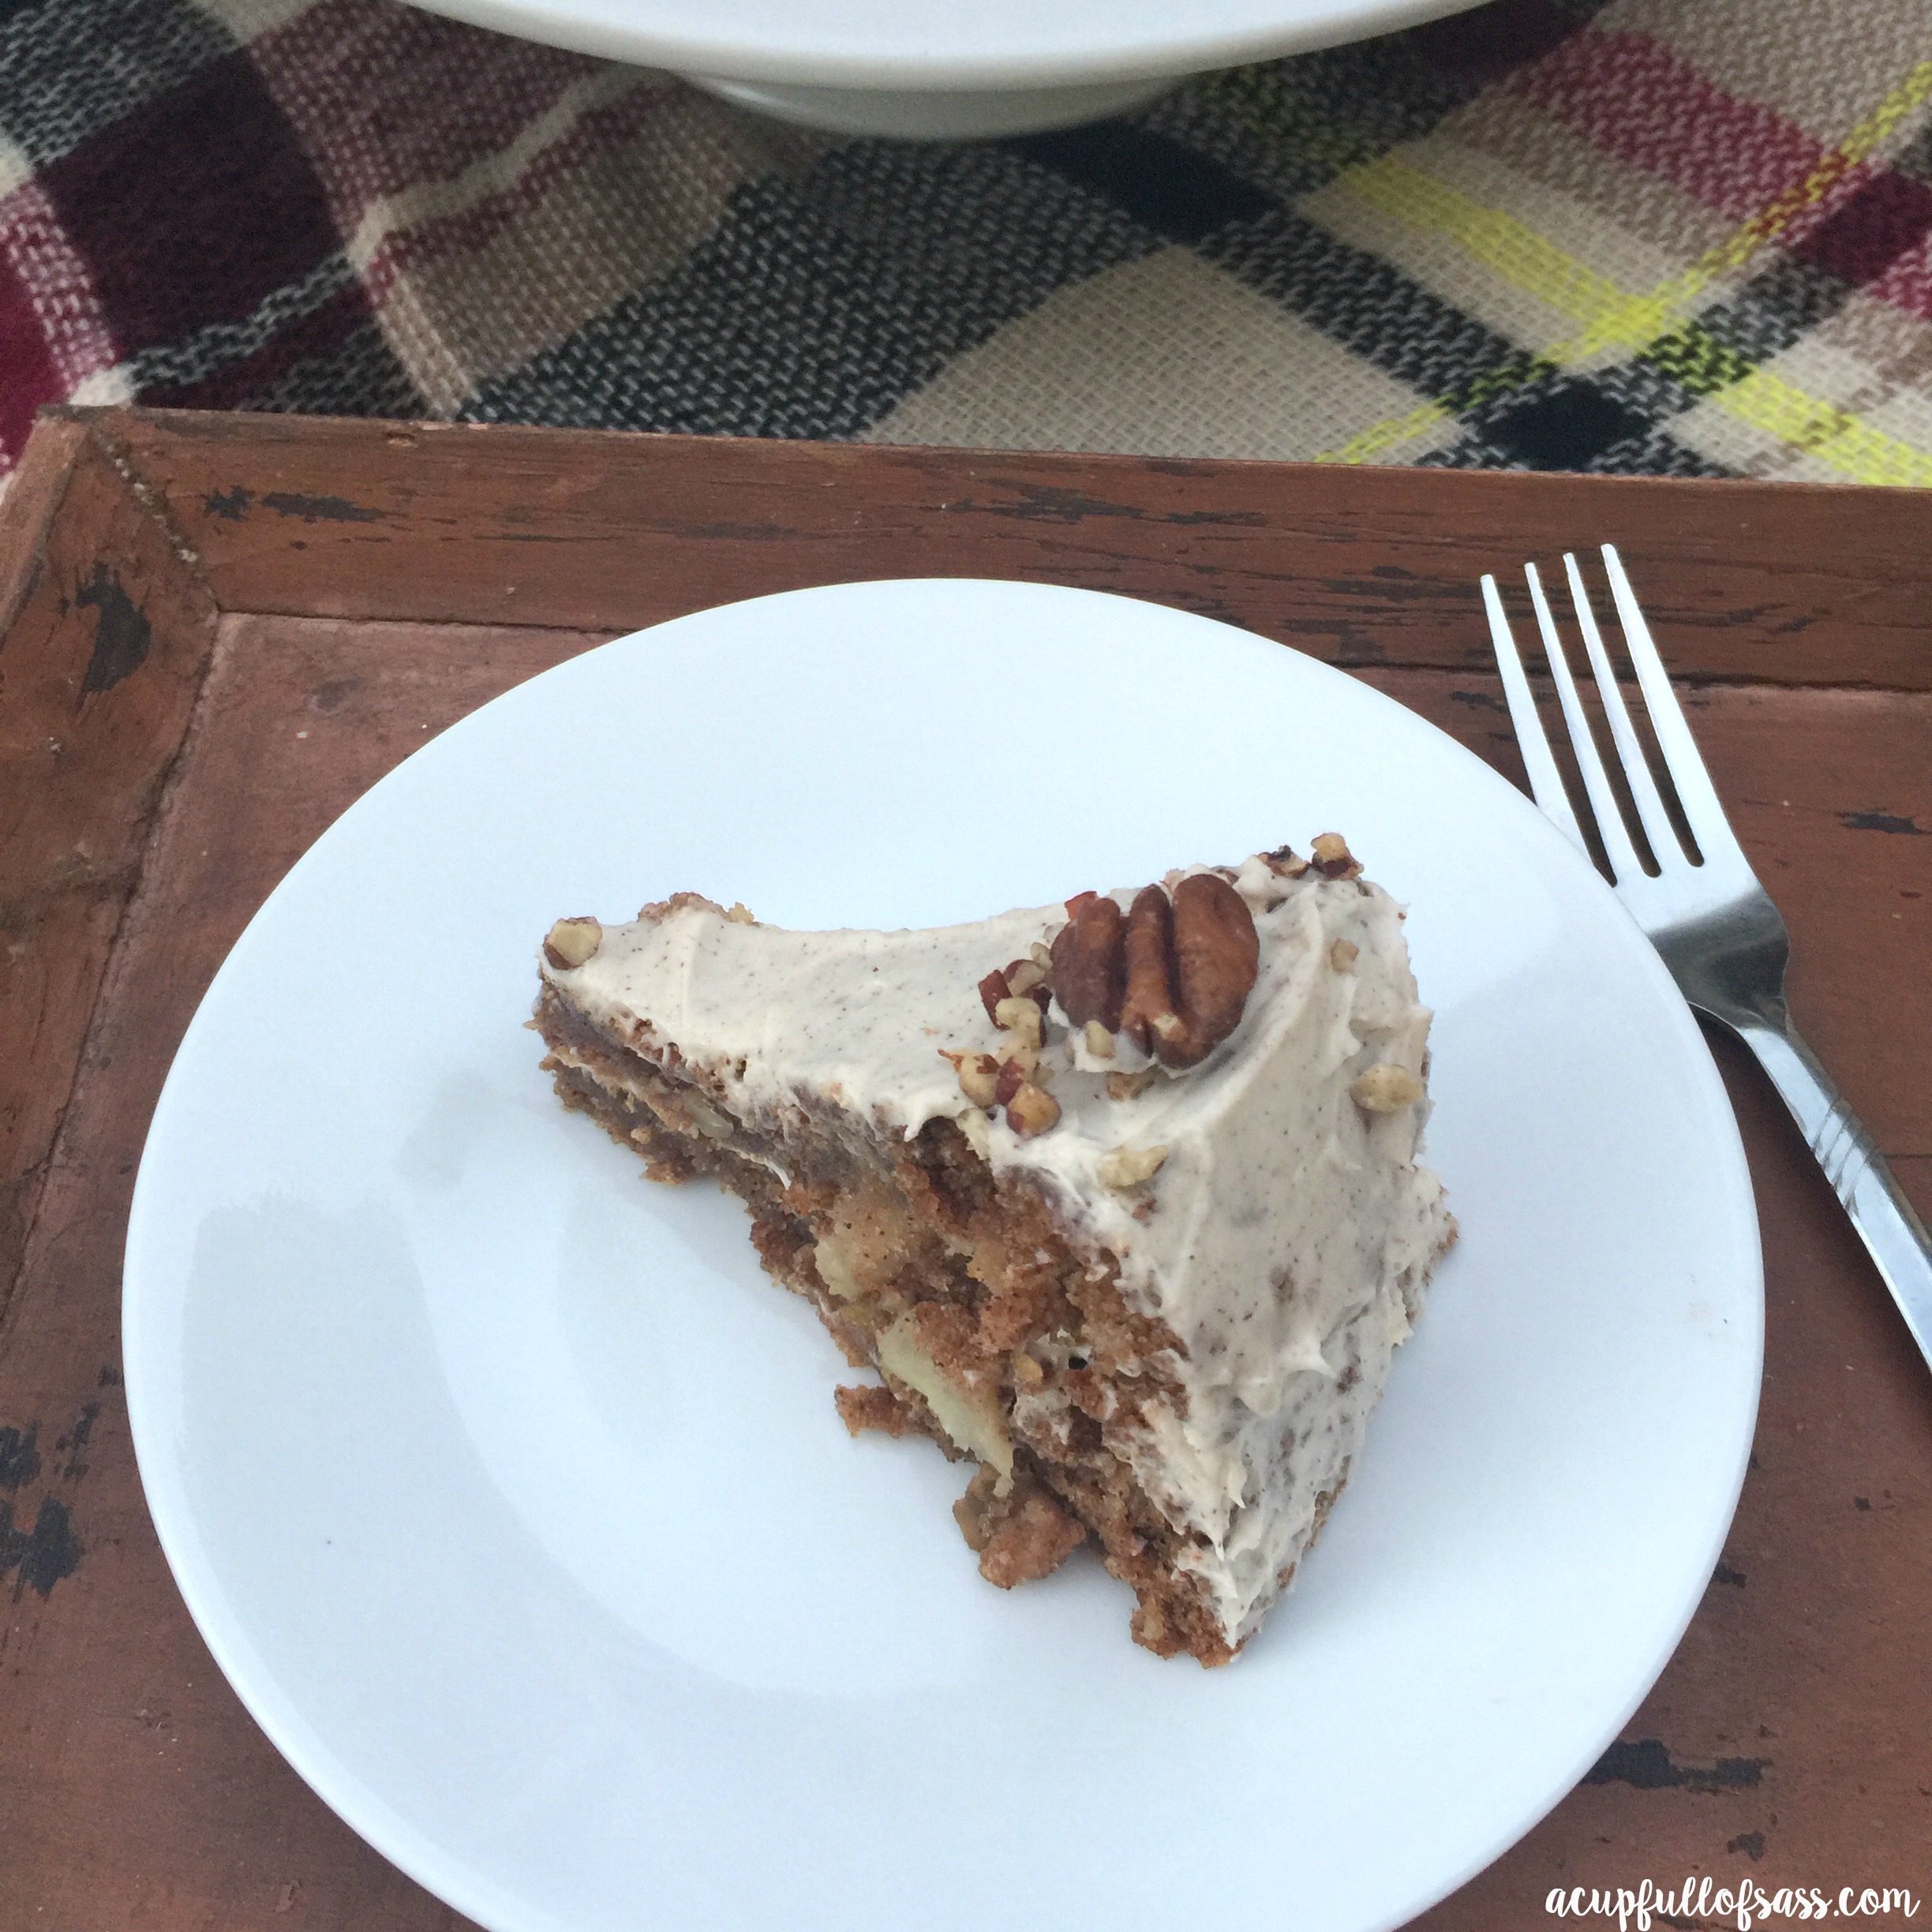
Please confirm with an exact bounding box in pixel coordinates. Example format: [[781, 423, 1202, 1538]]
[[1562, 551, 1683, 866], [1481, 574, 1587, 856], [1526, 561, 1649, 884], [1600, 545, 1742, 863]]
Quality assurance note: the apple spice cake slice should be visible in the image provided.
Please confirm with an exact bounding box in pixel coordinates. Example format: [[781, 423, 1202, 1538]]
[[533, 839, 1454, 1664]]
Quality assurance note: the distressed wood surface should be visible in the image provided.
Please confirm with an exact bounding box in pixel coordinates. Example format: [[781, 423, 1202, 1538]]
[[73, 406, 1932, 690], [1, 408, 1927, 1932], [0, 418, 219, 1327]]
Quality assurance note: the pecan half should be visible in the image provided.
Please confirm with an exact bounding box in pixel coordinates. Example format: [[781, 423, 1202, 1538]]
[[1119, 873, 1260, 1069], [1118, 885, 1174, 1056], [1049, 891, 1125, 1032]]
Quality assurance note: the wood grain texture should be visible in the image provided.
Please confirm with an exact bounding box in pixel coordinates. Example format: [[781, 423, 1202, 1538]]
[[0, 416, 218, 1325], [77, 407, 1932, 689], [1, 409, 1927, 1931]]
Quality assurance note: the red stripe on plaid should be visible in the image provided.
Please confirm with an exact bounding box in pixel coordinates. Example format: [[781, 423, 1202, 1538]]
[[356, 78, 676, 307], [1799, 163, 1932, 305], [253, 0, 601, 226], [0, 180, 120, 391], [1869, 232, 1932, 322], [1510, 25, 1932, 323], [40, 50, 341, 354], [0, 245, 62, 472], [1411, 0, 1586, 87], [1509, 29, 1829, 227]]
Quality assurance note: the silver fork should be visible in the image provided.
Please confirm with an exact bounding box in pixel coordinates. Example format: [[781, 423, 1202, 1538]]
[[1481, 543, 1932, 1372]]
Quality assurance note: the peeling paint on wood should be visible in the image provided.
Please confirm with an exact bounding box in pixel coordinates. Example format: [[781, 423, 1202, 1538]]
[[0, 1422, 40, 1488], [76, 563, 152, 693], [1586, 1739, 1769, 1793], [260, 490, 385, 525], [1840, 810, 1924, 835], [0, 1492, 81, 1599]]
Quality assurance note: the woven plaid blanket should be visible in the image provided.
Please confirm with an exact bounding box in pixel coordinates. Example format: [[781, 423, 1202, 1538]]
[[3, 0, 1930, 487]]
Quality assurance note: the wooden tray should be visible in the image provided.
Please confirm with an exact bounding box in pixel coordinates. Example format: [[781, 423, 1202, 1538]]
[[2, 407, 1927, 1929]]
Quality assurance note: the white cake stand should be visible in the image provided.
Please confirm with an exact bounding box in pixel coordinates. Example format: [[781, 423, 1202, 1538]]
[[406, 0, 1487, 137]]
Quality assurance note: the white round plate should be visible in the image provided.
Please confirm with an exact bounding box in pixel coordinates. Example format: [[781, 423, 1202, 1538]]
[[125, 578, 1761, 1932]]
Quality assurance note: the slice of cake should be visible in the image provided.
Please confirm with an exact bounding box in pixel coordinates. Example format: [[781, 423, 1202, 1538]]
[[533, 837, 1454, 1664]]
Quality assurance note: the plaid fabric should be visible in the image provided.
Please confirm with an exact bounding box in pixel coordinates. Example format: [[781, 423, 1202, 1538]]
[[4, 0, 1931, 486]]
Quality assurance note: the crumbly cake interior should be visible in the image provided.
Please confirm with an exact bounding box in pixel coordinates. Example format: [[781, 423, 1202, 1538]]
[[537, 983, 1239, 1663]]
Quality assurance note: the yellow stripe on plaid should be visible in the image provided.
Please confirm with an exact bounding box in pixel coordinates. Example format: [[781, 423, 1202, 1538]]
[[1347, 149, 1684, 358], [1721, 366, 1932, 489], [1314, 58, 1932, 481]]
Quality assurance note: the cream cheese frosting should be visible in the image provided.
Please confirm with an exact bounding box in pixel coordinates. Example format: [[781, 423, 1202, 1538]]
[[542, 852, 1451, 1650]]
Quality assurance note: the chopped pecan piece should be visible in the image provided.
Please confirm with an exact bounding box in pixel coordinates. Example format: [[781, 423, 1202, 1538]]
[[1006, 1080, 1061, 1136], [1310, 833, 1363, 880], [1000, 1038, 1040, 1080], [983, 960, 1048, 1024], [542, 916, 602, 969], [993, 995, 1044, 1050], [944, 1050, 1001, 1109], [1005, 957, 1047, 997], [1351, 1062, 1425, 1113], [1098, 1144, 1169, 1190], [1004, 960, 1052, 1016], [1012, 1081, 1058, 1136]]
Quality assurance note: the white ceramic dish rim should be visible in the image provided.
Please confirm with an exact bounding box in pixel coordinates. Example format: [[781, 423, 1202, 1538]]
[[405, 0, 1485, 92], [122, 577, 1763, 1932]]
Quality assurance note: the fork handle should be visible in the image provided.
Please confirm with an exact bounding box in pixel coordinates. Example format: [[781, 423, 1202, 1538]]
[[1731, 1017, 1932, 1372]]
